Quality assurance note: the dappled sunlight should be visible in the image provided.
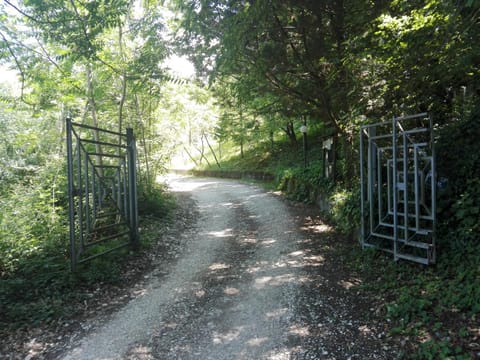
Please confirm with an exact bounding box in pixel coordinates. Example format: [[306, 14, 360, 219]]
[[207, 229, 233, 238], [208, 262, 231, 271], [303, 254, 325, 267], [358, 325, 372, 336], [212, 328, 243, 345], [260, 238, 277, 246], [220, 201, 242, 209], [254, 273, 296, 290], [338, 278, 362, 290], [195, 289, 206, 298], [240, 237, 258, 245], [224, 286, 240, 295], [246, 337, 269, 347], [162, 176, 219, 192], [301, 223, 333, 233], [246, 192, 268, 201], [246, 260, 269, 274], [265, 308, 288, 320], [265, 348, 291, 359], [127, 345, 153, 360], [133, 288, 149, 298], [24, 338, 44, 359], [163, 322, 178, 330], [300, 216, 334, 234], [288, 250, 304, 257], [289, 324, 311, 337], [245, 248, 326, 277]]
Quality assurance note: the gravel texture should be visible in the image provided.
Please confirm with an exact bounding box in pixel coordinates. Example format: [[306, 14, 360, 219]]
[[58, 175, 400, 359]]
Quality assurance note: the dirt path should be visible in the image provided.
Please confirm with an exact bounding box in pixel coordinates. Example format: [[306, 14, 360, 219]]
[[60, 176, 399, 359]]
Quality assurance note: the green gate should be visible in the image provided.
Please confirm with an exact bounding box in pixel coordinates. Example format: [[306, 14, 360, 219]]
[[66, 118, 138, 271]]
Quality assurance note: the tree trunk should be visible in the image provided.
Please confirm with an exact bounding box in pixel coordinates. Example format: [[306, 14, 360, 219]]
[[283, 121, 298, 146], [204, 132, 221, 168]]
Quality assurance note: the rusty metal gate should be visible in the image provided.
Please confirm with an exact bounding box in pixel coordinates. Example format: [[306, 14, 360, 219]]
[[66, 118, 138, 271], [359, 113, 436, 264]]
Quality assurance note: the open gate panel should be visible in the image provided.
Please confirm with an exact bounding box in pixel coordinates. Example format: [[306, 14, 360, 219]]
[[360, 113, 436, 265], [66, 118, 138, 271]]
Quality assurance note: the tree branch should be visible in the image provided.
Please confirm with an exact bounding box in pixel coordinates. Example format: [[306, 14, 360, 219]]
[[0, 30, 35, 106]]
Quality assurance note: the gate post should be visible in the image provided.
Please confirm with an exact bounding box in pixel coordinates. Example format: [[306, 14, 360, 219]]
[[391, 116, 399, 261], [66, 117, 77, 271], [126, 128, 139, 249]]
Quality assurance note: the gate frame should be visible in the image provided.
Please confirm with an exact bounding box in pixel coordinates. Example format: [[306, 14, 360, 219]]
[[66, 117, 139, 271], [359, 113, 436, 265]]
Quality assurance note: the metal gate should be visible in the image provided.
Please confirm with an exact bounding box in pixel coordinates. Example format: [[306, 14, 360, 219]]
[[359, 113, 436, 264], [66, 118, 138, 271]]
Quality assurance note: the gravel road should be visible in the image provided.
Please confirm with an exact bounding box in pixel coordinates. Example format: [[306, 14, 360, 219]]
[[61, 176, 399, 360]]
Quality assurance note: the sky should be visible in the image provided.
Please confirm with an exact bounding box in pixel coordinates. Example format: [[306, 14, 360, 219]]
[[0, 55, 195, 96], [0, 65, 20, 95], [164, 55, 196, 79]]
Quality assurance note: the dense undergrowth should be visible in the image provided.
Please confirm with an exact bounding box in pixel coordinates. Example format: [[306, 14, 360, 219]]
[[0, 164, 175, 330], [198, 109, 480, 358]]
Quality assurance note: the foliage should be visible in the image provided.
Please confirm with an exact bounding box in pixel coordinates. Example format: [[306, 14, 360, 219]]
[[329, 186, 361, 236], [277, 162, 331, 202], [137, 182, 176, 220], [436, 104, 480, 250], [0, 165, 175, 328]]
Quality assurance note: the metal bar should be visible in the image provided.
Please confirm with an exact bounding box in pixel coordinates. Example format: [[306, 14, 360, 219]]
[[368, 134, 394, 141], [367, 128, 375, 236], [387, 159, 392, 215], [359, 128, 366, 247], [79, 138, 128, 150], [377, 147, 383, 226], [88, 222, 128, 235], [116, 167, 122, 213], [379, 221, 433, 233], [95, 164, 122, 169], [77, 241, 130, 263], [363, 242, 395, 254], [71, 121, 127, 138], [122, 158, 128, 216], [370, 230, 431, 249], [84, 149, 91, 235], [392, 117, 398, 260], [66, 118, 77, 272], [127, 128, 139, 248], [96, 211, 120, 219], [403, 128, 429, 135], [393, 112, 428, 122], [76, 135, 85, 254], [98, 167, 103, 209], [386, 211, 434, 220], [360, 120, 392, 129], [402, 129, 409, 245], [370, 231, 395, 241], [414, 145, 420, 231], [396, 253, 429, 265], [430, 115, 437, 263], [88, 152, 125, 159], [91, 161, 97, 224]]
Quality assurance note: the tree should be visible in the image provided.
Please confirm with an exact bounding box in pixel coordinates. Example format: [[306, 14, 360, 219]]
[[171, 0, 393, 183]]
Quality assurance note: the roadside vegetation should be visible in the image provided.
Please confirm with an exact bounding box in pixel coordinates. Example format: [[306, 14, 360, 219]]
[[194, 105, 480, 359], [0, 0, 479, 358]]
